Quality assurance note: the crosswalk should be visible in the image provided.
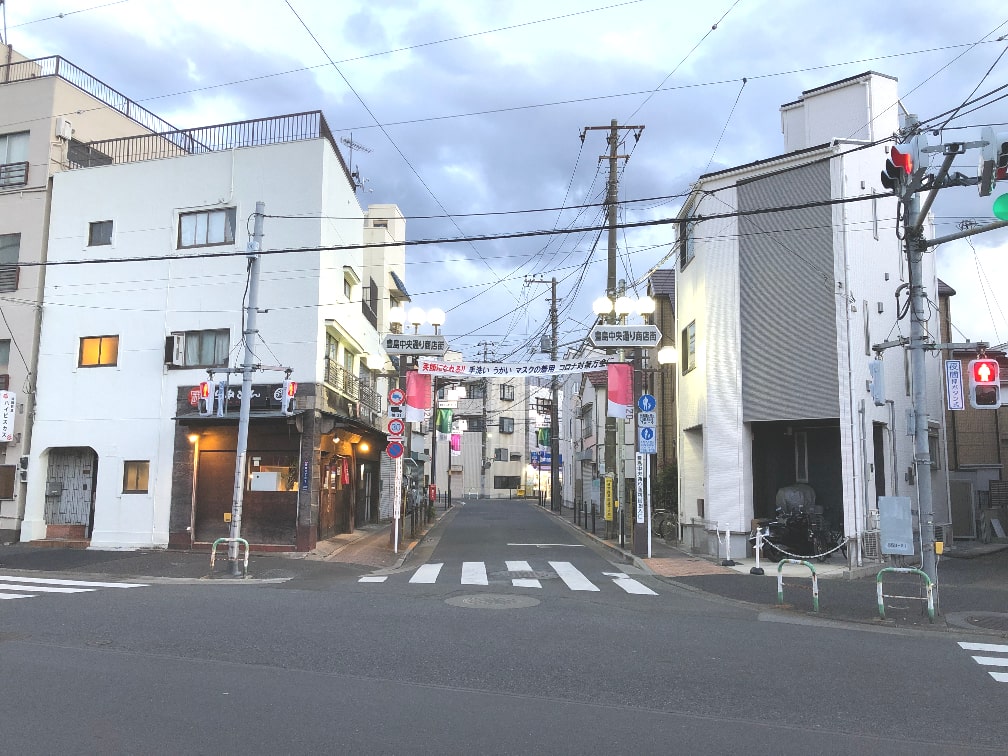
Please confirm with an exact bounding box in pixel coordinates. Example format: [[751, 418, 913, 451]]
[[958, 642, 1008, 683], [0, 574, 148, 602], [359, 560, 657, 595]]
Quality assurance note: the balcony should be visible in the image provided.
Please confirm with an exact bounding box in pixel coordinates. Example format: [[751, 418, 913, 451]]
[[324, 360, 382, 416]]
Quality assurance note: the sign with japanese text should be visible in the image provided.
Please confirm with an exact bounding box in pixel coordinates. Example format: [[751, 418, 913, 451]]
[[589, 325, 661, 349], [0, 390, 14, 442], [383, 334, 448, 356], [417, 356, 612, 378], [945, 360, 964, 411]]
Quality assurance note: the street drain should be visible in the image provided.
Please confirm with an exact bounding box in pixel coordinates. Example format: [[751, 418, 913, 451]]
[[966, 614, 1008, 632], [446, 594, 540, 610]]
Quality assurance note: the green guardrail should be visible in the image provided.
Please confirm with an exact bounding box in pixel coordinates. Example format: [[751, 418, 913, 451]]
[[876, 567, 935, 623], [777, 559, 819, 613], [210, 537, 250, 577]]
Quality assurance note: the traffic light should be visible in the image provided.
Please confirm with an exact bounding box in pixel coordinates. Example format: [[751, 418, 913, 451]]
[[968, 358, 1001, 409], [978, 127, 1008, 197], [994, 193, 1008, 221], [198, 381, 213, 416], [281, 378, 297, 415], [881, 145, 913, 196]]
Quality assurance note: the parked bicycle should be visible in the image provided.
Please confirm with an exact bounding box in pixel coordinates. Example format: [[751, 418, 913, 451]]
[[651, 507, 678, 542]]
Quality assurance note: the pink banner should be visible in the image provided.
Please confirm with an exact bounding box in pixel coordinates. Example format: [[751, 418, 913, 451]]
[[404, 371, 431, 422], [607, 362, 633, 419], [450, 433, 461, 456]]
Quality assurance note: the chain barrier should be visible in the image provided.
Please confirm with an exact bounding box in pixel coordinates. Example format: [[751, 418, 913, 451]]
[[761, 535, 847, 562]]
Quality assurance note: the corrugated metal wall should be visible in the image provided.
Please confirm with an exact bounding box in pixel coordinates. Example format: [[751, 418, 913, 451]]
[[738, 161, 839, 421]]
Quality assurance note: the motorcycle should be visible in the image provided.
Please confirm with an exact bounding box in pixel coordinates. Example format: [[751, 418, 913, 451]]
[[760, 503, 847, 563]]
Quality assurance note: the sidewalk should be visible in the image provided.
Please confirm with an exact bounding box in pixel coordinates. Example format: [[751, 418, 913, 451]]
[[544, 503, 1008, 635]]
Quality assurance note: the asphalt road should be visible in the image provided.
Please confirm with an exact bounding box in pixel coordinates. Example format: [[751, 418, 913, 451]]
[[1, 498, 1005, 755]]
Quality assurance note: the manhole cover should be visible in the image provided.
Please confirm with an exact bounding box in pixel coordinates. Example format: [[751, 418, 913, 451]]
[[966, 614, 1008, 632], [446, 593, 541, 610]]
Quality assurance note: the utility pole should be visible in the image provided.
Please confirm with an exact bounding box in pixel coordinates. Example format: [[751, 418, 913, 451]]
[[581, 120, 643, 540], [527, 276, 561, 511], [478, 340, 494, 498], [229, 200, 265, 575]]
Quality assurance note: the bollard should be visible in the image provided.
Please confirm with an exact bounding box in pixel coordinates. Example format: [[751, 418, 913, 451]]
[[718, 522, 736, 567], [876, 567, 935, 623], [777, 559, 819, 613], [750, 527, 767, 575]]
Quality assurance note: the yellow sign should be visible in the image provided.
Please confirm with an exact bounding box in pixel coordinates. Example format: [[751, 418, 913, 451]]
[[604, 476, 613, 521], [223, 512, 232, 523]]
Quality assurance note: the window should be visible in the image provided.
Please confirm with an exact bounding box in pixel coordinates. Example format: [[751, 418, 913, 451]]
[[499, 416, 515, 434], [679, 219, 696, 268], [178, 207, 236, 248], [460, 415, 484, 432], [494, 475, 521, 489], [500, 383, 514, 401], [0, 233, 20, 292], [175, 329, 229, 367], [372, 219, 388, 229], [79, 335, 119, 367], [681, 321, 696, 374], [88, 220, 113, 246], [466, 382, 485, 400], [0, 339, 9, 390], [794, 432, 808, 482], [494, 447, 508, 462], [123, 460, 150, 493], [344, 278, 352, 299], [248, 453, 299, 492], [0, 132, 29, 187]]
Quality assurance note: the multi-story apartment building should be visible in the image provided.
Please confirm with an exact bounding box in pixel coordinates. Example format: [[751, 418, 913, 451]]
[[4, 49, 404, 551], [0, 48, 181, 541], [674, 72, 948, 563]]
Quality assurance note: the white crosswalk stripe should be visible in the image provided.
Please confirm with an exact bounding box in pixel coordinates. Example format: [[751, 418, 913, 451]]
[[361, 560, 656, 596], [0, 575, 148, 602], [958, 642, 1008, 682]]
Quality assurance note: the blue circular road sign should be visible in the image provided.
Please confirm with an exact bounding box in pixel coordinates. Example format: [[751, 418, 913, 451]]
[[637, 394, 656, 412], [386, 441, 405, 459]]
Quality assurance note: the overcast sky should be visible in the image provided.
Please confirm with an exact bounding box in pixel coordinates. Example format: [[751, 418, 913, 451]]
[[4, 0, 1008, 361]]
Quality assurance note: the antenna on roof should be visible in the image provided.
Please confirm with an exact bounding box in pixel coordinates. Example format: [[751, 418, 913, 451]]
[[340, 133, 372, 193]]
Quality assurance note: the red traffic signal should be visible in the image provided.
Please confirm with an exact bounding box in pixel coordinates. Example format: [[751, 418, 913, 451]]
[[881, 146, 913, 194], [198, 381, 213, 416], [286, 380, 298, 397], [968, 358, 1001, 409], [280, 378, 297, 415]]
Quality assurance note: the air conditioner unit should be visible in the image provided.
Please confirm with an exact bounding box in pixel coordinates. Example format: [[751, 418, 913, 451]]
[[55, 117, 73, 141], [18, 455, 28, 483]]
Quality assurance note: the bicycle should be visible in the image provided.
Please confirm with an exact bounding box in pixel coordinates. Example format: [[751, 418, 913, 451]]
[[651, 508, 678, 542]]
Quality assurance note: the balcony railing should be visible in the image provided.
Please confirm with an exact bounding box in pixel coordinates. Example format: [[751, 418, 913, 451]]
[[71, 111, 352, 186], [325, 360, 381, 415], [0, 55, 179, 135], [0, 161, 28, 188]]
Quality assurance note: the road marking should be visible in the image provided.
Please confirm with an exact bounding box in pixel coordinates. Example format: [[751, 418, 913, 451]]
[[410, 563, 443, 584], [0, 593, 34, 600], [508, 543, 584, 548], [0, 575, 147, 588], [958, 641, 1008, 683], [603, 571, 658, 595], [0, 582, 97, 594], [971, 656, 1008, 667], [507, 560, 541, 589], [959, 642, 1008, 653], [358, 576, 387, 583], [461, 561, 488, 585], [549, 561, 599, 591]]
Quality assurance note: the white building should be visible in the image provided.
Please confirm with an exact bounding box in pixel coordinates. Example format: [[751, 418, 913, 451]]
[[675, 72, 948, 563], [22, 111, 404, 550], [0, 49, 180, 540]]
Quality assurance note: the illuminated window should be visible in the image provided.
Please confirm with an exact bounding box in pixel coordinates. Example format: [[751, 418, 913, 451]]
[[79, 335, 118, 367]]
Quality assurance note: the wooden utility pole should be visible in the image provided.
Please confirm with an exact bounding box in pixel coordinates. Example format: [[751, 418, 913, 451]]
[[580, 120, 643, 539]]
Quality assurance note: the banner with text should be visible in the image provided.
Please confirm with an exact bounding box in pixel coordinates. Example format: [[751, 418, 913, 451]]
[[417, 357, 613, 378]]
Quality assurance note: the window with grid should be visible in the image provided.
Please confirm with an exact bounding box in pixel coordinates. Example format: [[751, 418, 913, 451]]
[[0, 233, 20, 292], [176, 329, 229, 367], [123, 460, 150, 494], [0, 132, 29, 187], [178, 207, 236, 248], [500, 383, 514, 401], [499, 416, 515, 434], [680, 219, 696, 269], [79, 335, 119, 367], [88, 220, 113, 246]]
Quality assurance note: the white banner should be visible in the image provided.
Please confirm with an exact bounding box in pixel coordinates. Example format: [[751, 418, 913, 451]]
[[417, 356, 613, 378], [0, 390, 15, 443]]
